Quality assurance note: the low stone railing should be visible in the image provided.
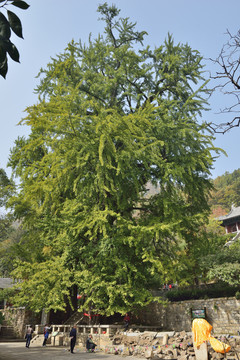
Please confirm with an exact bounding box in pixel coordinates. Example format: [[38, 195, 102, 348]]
[[34, 324, 161, 336]]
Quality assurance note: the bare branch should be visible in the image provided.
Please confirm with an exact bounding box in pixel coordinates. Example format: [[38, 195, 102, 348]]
[[208, 116, 240, 134], [209, 29, 240, 133]]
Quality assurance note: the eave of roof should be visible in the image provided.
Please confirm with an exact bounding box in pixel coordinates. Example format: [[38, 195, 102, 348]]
[[217, 206, 240, 221]]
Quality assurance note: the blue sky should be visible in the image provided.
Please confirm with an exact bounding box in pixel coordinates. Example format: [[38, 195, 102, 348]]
[[1, 0, 240, 179]]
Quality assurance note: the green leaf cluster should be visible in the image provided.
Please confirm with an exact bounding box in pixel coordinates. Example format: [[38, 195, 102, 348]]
[[0, 0, 29, 78], [165, 282, 240, 301], [171, 216, 227, 287], [0, 168, 15, 207], [202, 242, 240, 286], [0, 216, 31, 277], [6, 4, 220, 315]]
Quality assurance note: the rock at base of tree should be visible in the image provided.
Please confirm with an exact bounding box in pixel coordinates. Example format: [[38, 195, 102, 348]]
[[145, 349, 153, 358]]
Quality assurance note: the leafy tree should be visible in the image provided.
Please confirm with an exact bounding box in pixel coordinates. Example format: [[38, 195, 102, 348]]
[[165, 216, 227, 287], [209, 169, 240, 210], [0, 216, 26, 276], [203, 242, 240, 286], [204, 168, 240, 288], [7, 3, 219, 315], [0, 168, 15, 207], [0, 168, 27, 276], [0, 0, 30, 78]]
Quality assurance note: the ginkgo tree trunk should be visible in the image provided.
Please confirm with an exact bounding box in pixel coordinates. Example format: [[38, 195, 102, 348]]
[[7, 3, 220, 316]]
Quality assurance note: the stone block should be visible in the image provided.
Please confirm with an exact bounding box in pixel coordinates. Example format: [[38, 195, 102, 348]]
[[172, 349, 179, 358], [125, 335, 138, 344], [122, 347, 130, 356], [145, 349, 153, 358], [215, 353, 224, 360], [181, 340, 189, 350], [193, 342, 208, 360], [155, 346, 162, 354], [54, 335, 63, 346], [189, 356, 195, 360], [178, 355, 189, 360], [99, 337, 113, 347], [187, 348, 195, 355], [162, 334, 168, 345]]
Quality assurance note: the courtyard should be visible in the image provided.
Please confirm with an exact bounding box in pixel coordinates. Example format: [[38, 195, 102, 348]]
[[0, 342, 140, 360]]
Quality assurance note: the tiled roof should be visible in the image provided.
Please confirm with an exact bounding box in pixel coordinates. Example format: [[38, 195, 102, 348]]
[[0, 277, 14, 289], [218, 205, 240, 221]]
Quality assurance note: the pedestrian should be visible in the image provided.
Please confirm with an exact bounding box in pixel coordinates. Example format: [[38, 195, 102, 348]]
[[69, 325, 77, 354], [123, 313, 130, 331], [25, 325, 33, 348], [42, 323, 51, 346], [86, 334, 97, 352]]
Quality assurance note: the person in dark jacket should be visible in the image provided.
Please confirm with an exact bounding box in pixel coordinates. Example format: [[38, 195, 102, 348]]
[[70, 325, 77, 354], [86, 334, 97, 352]]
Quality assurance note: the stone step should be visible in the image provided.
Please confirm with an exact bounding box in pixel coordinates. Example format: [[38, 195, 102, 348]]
[[0, 326, 15, 337], [0, 338, 25, 342], [31, 334, 51, 345], [0, 325, 20, 342]]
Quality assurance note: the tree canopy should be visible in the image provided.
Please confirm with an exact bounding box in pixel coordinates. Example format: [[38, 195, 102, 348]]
[[7, 3, 220, 315]]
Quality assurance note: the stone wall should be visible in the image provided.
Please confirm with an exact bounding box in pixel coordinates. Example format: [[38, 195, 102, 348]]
[[0, 307, 40, 338], [1, 297, 240, 338], [139, 297, 240, 335]]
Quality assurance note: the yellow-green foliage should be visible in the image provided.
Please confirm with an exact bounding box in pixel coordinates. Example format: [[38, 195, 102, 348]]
[[6, 4, 221, 315]]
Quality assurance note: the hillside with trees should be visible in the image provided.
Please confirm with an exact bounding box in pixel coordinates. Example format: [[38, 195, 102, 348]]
[[209, 169, 240, 214]]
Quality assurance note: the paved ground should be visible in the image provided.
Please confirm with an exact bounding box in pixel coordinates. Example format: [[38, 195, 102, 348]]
[[0, 342, 139, 360]]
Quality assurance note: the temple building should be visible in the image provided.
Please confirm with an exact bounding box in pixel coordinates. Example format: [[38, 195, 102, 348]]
[[218, 204, 240, 246]]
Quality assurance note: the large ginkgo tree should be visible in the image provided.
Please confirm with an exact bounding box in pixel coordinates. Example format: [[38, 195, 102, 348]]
[[7, 3, 220, 316]]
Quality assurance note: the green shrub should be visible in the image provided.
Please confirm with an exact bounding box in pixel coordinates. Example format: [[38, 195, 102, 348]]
[[165, 283, 240, 302], [235, 291, 240, 300]]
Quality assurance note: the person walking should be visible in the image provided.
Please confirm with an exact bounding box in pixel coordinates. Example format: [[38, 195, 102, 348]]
[[25, 325, 33, 348], [42, 324, 51, 346], [70, 325, 77, 354]]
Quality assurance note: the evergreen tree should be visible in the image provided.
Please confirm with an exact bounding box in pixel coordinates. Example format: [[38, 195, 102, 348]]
[[7, 3, 219, 315]]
